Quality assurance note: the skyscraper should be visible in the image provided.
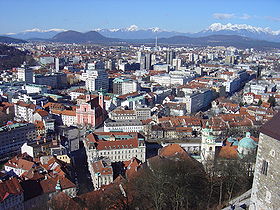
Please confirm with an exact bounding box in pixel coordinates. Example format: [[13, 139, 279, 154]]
[[145, 53, 152, 70], [166, 50, 176, 65], [55, 58, 60, 72], [85, 69, 109, 92], [17, 67, 33, 84]]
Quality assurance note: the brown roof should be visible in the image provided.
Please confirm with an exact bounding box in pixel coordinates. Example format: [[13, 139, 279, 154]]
[[34, 109, 49, 117], [5, 157, 35, 171], [159, 144, 190, 159], [86, 132, 140, 150], [260, 112, 280, 141], [15, 101, 36, 110], [92, 160, 113, 176], [50, 192, 80, 209], [61, 110, 76, 116], [0, 178, 23, 202], [40, 177, 75, 194]]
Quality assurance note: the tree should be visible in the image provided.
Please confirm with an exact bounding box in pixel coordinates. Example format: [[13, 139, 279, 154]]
[[257, 99, 262, 106], [129, 156, 209, 210], [268, 96, 276, 107]]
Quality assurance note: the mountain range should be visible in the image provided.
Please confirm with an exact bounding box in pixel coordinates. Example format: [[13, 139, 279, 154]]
[[48, 31, 280, 49], [4, 23, 280, 42], [2, 23, 280, 49]]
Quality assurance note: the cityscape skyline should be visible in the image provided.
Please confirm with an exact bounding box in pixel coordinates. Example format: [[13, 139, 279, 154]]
[[1, 0, 280, 34]]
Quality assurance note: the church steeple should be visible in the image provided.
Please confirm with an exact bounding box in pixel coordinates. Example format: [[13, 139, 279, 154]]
[[55, 179, 62, 192]]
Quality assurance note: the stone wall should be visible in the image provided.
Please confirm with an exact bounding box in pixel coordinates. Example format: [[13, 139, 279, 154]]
[[250, 133, 280, 210]]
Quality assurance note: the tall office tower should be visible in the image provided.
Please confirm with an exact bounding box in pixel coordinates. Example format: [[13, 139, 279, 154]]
[[55, 58, 60, 72], [188, 53, 194, 62], [85, 69, 109, 92], [137, 51, 143, 63], [17, 67, 33, 84], [151, 54, 157, 66], [105, 60, 113, 70], [166, 50, 176, 64], [140, 56, 146, 70], [145, 53, 152, 70], [172, 58, 182, 70]]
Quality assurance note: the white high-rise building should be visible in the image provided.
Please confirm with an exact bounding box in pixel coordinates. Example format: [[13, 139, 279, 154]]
[[17, 67, 33, 84], [85, 69, 109, 92], [55, 58, 60, 72]]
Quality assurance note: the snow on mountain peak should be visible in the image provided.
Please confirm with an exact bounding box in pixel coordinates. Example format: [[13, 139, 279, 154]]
[[206, 23, 279, 35], [149, 27, 162, 32], [23, 28, 67, 33], [126, 25, 139, 31]]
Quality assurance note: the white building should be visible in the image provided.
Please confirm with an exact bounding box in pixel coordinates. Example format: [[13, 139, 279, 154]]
[[61, 110, 77, 127], [84, 69, 109, 92], [14, 101, 36, 122], [84, 132, 146, 163], [104, 120, 144, 133], [23, 84, 48, 94], [90, 158, 113, 190], [113, 78, 138, 95], [17, 67, 33, 84]]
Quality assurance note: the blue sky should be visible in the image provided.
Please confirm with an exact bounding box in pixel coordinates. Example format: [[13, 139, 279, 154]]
[[1, 0, 280, 33]]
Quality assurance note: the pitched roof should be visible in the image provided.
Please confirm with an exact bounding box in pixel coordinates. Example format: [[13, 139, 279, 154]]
[[40, 177, 75, 194], [0, 178, 23, 202], [159, 144, 191, 159], [15, 101, 36, 110], [92, 160, 113, 176], [86, 132, 141, 150], [5, 157, 35, 171]]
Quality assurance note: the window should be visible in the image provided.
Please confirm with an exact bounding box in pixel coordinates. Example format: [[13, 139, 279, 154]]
[[261, 160, 268, 176], [265, 190, 271, 203], [270, 150, 275, 157]]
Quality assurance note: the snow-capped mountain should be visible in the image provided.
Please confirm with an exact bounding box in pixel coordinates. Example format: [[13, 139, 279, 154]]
[[4, 28, 67, 40], [4, 23, 280, 42], [198, 23, 280, 42], [94, 23, 280, 42], [94, 25, 185, 39]]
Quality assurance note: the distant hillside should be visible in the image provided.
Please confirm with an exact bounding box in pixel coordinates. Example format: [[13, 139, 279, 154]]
[[0, 44, 34, 70], [0, 36, 27, 44], [49, 30, 280, 49], [52, 30, 120, 43], [157, 35, 280, 49]]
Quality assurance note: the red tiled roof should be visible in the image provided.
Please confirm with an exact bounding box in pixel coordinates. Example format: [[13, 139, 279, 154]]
[[40, 177, 75, 194], [86, 132, 140, 150], [92, 160, 113, 176], [15, 101, 36, 110], [5, 157, 35, 171], [0, 178, 23, 202]]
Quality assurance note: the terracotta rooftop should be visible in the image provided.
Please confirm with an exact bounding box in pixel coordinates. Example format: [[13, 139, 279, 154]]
[[86, 132, 142, 150], [40, 176, 75, 194], [92, 160, 113, 176], [0, 178, 23, 202], [159, 144, 190, 159]]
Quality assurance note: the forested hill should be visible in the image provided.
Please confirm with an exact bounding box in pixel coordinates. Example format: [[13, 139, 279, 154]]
[[0, 44, 34, 70]]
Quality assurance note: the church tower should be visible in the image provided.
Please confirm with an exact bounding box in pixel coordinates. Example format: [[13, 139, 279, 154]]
[[201, 126, 216, 165]]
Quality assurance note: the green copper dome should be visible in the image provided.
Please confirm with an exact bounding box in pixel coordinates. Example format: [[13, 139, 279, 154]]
[[238, 132, 258, 149]]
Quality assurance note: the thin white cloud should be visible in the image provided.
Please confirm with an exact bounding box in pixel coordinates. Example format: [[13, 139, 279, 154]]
[[213, 13, 235, 20], [266, 16, 280, 22], [240, 14, 251, 20]]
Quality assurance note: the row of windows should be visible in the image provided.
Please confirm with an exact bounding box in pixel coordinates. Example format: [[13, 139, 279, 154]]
[[99, 149, 143, 155]]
